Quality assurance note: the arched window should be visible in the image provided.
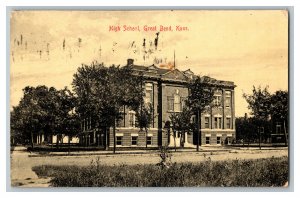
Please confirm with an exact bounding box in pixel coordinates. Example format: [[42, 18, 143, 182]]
[[167, 89, 186, 112]]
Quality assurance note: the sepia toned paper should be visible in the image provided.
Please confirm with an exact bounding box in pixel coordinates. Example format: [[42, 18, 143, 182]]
[[10, 10, 289, 188]]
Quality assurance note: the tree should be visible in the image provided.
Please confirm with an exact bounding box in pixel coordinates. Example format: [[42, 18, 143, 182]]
[[15, 86, 51, 148], [243, 86, 272, 148], [11, 105, 29, 145], [187, 76, 215, 151], [243, 86, 271, 121], [55, 88, 81, 151], [270, 90, 288, 126], [243, 86, 288, 146], [169, 106, 194, 151], [10, 86, 80, 150], [135, 103, 154, 148], [72, 63, 143, 153], [270, 90, 288, 145], [236, 115, 263, 146]]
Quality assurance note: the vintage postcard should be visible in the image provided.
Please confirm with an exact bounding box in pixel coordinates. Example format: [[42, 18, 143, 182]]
[[10, 10, 289, 188]]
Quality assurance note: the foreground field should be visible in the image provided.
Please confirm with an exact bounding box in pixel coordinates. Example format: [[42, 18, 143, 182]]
[[33, 156, 288, 187], [10, 146, 288, 187]]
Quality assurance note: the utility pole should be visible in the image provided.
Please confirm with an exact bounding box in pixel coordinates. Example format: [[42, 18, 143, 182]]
[[173, 50, 176, 70], [258, 127, 261, 150], [258, 126, 264, 150], [196, 110, 200, 152]]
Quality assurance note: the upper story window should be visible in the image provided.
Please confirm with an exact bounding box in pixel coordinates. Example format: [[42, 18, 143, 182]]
[[276, 122, 282, 133], [213, 95, 222, 106], [191, 115, 196, 124], [144, 83, 153, 105], [214, 117, 222, 129], [128, 111, 136, 127], [167, 96, 174, 111], [167, 89, 186, 112], [174, 94, 181, 112], [117, 106, 125, 127], [226, 117, 231, 129], [204, 117, 210, 129], [225, 91, 231, 108], [82, 116, 92, 131]]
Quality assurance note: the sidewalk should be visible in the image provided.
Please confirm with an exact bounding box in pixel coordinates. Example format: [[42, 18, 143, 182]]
[[28, 145, 288, 157], [10, 146, 51, 187]]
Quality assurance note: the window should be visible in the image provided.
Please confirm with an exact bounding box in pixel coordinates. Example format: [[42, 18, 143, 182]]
[[225, 98, 231, 108], [82, 117, 91, 131], [131, 136, 138, 145], [145, 83, 153, 104], [88, 117, 92, 130], [147, 136, 152, 145], [191, 115, 196, 123], [116, 115, 124, 127], [181, 97, 186, 111], [214, 117, 222, 129], [276, 122, 282, 133], [168, 91, 185, 112], [204, 117, 210, 128], [225, 91, 231, 96], [217, 137, 221, 145], [116, 120, 122, 127], [214, 95, 222, 106], [117, 106, 125, 127], [226, 118, 231, 129], [206, 137, 210, 145], [225, 91, 231, 108], [129, 111, 136, 127], [167, 96, 174, 111], [87, 117, 90, 130], [116, 136, 123, 145], [174, 94, 181, 112]]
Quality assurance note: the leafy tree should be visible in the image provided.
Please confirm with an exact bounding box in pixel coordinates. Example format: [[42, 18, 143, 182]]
[[243, 86, 271, 120], [11, 86, 54, 148], [72, 63, 143, 153], [270, 90, 288, 127], [55, 88, 80, 150], [169, 106, 194, 151], [243, 86, 272, 147], [243, 86, 288, 145], [135, 103, 154, 148], [11, 106, 29, 145], [270, 90, 288, 145], [187, 76, 215, 151], [236, 115, 264, 146], [10, 86, 80, 149]]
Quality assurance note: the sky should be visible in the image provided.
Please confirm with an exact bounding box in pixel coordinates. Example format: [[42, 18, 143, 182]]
[[10, 10, 288, 117]]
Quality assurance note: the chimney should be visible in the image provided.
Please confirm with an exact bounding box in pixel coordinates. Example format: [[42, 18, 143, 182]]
[[127, 58, 134, 66]]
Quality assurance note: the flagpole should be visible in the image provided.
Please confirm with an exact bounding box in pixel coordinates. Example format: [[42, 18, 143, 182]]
[[173, 50, 176, 69]]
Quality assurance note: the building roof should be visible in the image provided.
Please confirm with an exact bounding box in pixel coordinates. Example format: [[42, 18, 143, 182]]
[[124, 59, 236, 88]]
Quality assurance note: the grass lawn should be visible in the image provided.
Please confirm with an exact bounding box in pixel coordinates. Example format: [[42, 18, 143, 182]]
[[32, 156, 288, 187]]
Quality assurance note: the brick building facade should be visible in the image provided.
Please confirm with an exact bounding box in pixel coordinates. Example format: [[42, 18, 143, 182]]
[[80, 59, 236, 148]]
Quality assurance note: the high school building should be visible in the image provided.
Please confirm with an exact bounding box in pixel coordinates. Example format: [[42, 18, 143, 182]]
[[79, 59, 236, 148]]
